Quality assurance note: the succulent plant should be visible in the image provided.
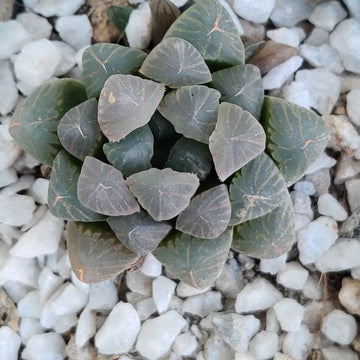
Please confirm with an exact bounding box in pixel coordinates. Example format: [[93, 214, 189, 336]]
[[9, 0, 328, 289]]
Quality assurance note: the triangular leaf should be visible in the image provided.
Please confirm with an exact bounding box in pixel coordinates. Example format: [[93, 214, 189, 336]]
[[232, 197, 295, 259], [77, 157, 140, 216], [9, 79, 87, 166], [164, 0, 244, 69], [107, 5, 133, 36], [166, 137, 212, 181], [107, 210, 172, 256], [139, 37, 212, 88], [126, 168, 200, 221], [48, 150, 105, 222], [261, 96, 328, 185], [82, 43, 146, 98], [229, 152, 289, 225], [176, 185, 231, 239], [158, 85, 221, 143], [98, 74, 165, 142], [153, 228, 233, 289], [57, 98, 101, 161], [211, 64, 263, 118], [209, 102, 266, 181], [67, 221, 138, 283], [103, 126, 154, 177]]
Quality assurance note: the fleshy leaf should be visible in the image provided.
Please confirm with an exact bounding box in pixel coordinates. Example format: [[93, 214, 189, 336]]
[[158, 85, 221, 143], [48, 150, 105, 222], [232, 197, 295, 259], [107, 5, 133, 36], [261, 96, 328, 185], [103, 126, 154, 177], [98, 74, 165, 142], [166, 137, 212, 181], [164, 0, 244, 69], [153, 228, 233, 289], [126, 168, 200, 221], [67, 221, 138, 283], [9, 79, 87, 166], [209, 102, 266, 182], [229, 152, 289, 225], [82, 43, 146, 98], [149, 111, 176, 141], [107, 210, 172, 256], [57, 98, 101, 161], [77, 157, 140, 216], [211, 64, 263, 118], [139, 37, 212, 87], [176, 185, 231, 239]]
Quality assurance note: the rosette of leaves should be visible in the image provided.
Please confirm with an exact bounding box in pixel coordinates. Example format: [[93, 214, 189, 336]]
[[9, 0, 328, 289]]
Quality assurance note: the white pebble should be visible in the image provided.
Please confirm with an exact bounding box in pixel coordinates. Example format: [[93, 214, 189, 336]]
[[76, 307, 96, 348], [136, 297, 157, 321], [182, 291, 222, 317], [309, 1, 347, 31], [283, 81, 310, 109], [266, 27, 305, 47], [140, 253, 162, 277], [266, 308, 280, 333], [249, 331, 278, 360], [233, 0, 275, 23], [346, 88, 360, 126], [57, 254, 72, 279], [346, 178, 360, 212], [0, 168, 17, 188], [88, 280, 118, 311], [54, 313, 77, 333], [203, 334, 234, 360], [0, 326, 21, 360], [71, 271, 90, 294], [322, 346, 358, 360], [306, 152, 337, 175], [321, 309, 357, 345], [16, 13, 52, 40], [18, 290, 42, 319], [153, 275, 176, 314], [276, 261, 309, 290], [52, 41, 77, 77], [215, 258, 244, 298], [305, 27, 329, 46], [27, 178, 49, 205], [126, 270, 152, 296], [2, 280, 32, 303], [335, 155, 360, 184], [294, 181, 316, 196], [24, 0, 85, 17], [290, 190, 313, 220], [297, 216, 338, 265], [0, 60, 19, 115], [19, 318, 45, 344], [173, 332, 198, 357], [344, 0, 360, 21], [282, 325, 312, 360], [235, 278, 283, 313], [260, 254, 287, 275], [273, 298, 305, 332], [318, 193, 348, 221], [177, 281, 210, 298], [136, 310, 186, 360]]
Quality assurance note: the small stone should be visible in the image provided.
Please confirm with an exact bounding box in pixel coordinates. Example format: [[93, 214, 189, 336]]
[[2, 280, 32, 303], [344, 0, 360, 22], [173, 332, 198, 357], [233, 0, 275, 24], [0, 121, 22, 171], [95, 302, 140, 354], [0, 168, 17, 188], [182, 291, 222, 317], [346, 178, 360, 212], [22, 332, 66, 360], [240, 20, 265, 42], [351, 267, 360, 279], [38, 268, 63, 305], [0, 326, 21, 360], [27, 178, 49, 205], [16, 13, 52, 40], [153, 275, 176, 314], [346, 88, 360, 126], [125, 2, 152, 49], [19, 318, 45, 345], [0, 195, 36, 227], [303, 300, 334, 333], [294, 181, 316, 196], [318, 193, 347, 221], [266, 308, 280, 333], [262, 56, 303, 90], [305, 27, 329, 46], [316, 238, 360, 272], [23, 0, 85, 17], [14, 39, 61, 88], [136, 310, 186, 360], [88, 280, 118, 311], [273, 353, 293, 360], [276, 261, 309, 290], [299, 43, 344, 74], [176, 281, 209, 298], [335, 155, 360, 184], [306, 152, 337, 175], [215, 258, 244, 298], [266, 27, 305, 47], [126, 292, 148, 307], [140, 253, 162, 277], [282, 81, 310, 109], [322, 346, 358, 360], [234, 353, 256, 360], [297, 216, 338, 265], [339, 277, 360, 315], [203, 334, 234, 360], [282, 325, 312, 360], [57, 254, 71, 279], [52, 41, 76, 76], [75, 307, 96, 348], [303, 275, 323, 301], [309, 1, 347, 31], [0, 60, 18, 115], [235, 277, 283, 313], [55, 15, 92, 51], [54, 313, 77, 334], [136, 297, 157, 321], [273, 298, 305, 332], [305, 168, 331, 195], [260, 254, 287, 275], [0, 21, 31, 60], [18, 290, 41, 319], [290, 190, 313, 220], [212, 313, 260, 352], [249, 331, 278, 360], [330, 19, 360, 74], [321, 309, 357, 345]]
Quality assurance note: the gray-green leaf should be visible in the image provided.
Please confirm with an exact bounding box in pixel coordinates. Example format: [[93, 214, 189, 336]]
[[57, 98, 101, 161], [98, 74, 165, 142], [176, 185, 231, 239], [209, 102, 266, 182], [67, 221, 138, 283], [103, 126, 154, 177], [153, 228, 233, 289], [82, 43, 146, 98], [139, 37, 212, 87], [211, 64, 263, 119], [164, 0, 245, 69], [158, 85, 221, 143], [229, 152, 289, 225], [77, 156, 140, 216], [166, 137, 212, 181], [232, 197, 295, 259], [126, 168, 200, 221], [107, 211, 172, 256], [48, 150, 105, 222], [261, 96, 328, 185]]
